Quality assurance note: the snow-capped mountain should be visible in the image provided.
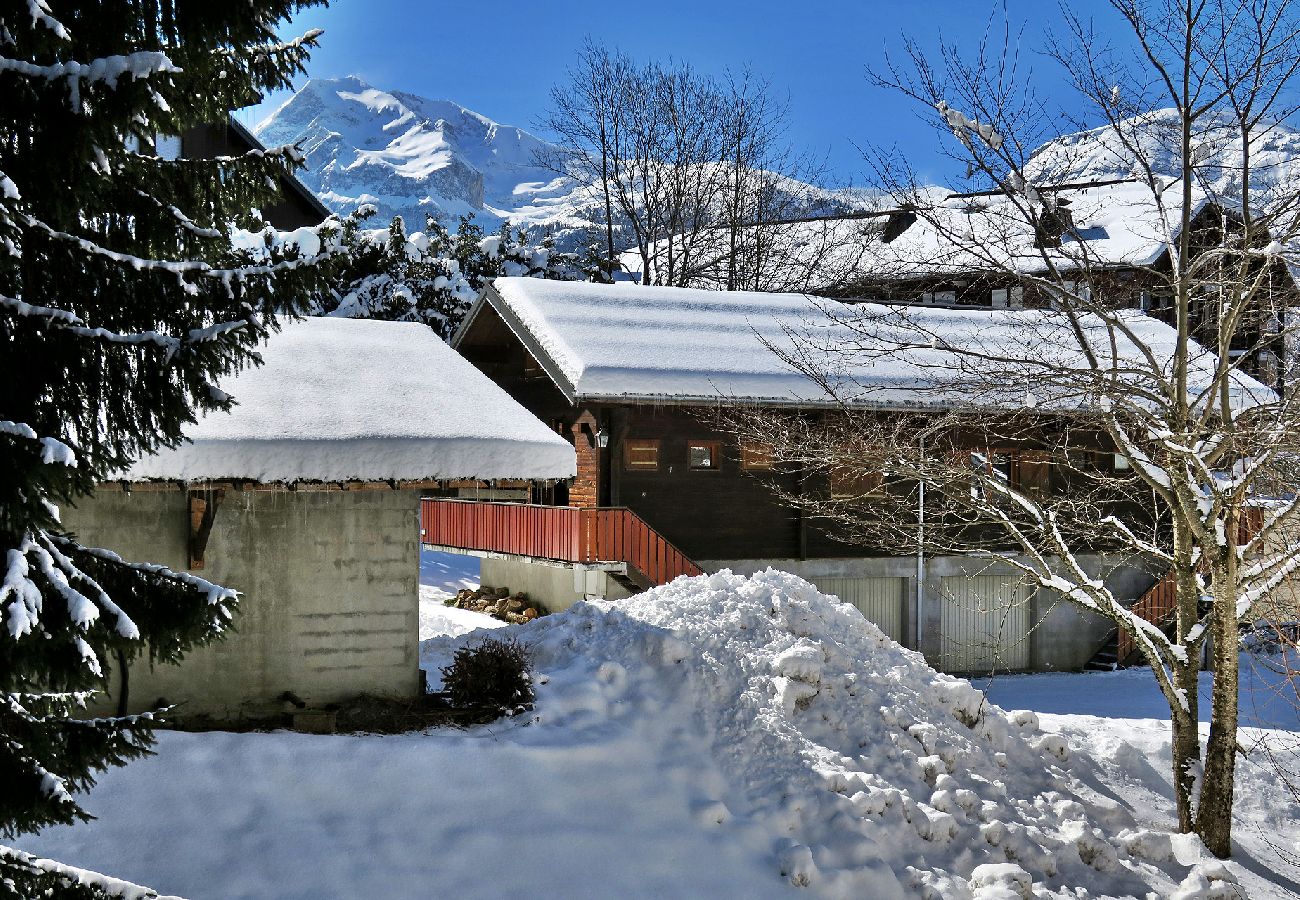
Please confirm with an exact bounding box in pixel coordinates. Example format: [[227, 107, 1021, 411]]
[[255, 76, 596, 235], [1025, 108, 1300, 204]]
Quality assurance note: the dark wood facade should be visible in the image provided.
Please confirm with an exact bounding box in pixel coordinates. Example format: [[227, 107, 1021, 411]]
[[180, 118, 331, 230], [457, 297, 1165, 565]]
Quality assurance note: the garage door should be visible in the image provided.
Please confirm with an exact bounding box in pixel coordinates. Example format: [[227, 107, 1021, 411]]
[[938, 575, 1030, 673], [810, 576, 906, 643]]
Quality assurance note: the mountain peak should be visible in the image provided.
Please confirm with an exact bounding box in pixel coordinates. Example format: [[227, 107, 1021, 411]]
[[255, 78, 589, 234]]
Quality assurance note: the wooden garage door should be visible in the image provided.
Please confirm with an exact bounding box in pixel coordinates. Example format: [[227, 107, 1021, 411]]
[[811, 576, 906, 643], [938, 575, 1030, 673]]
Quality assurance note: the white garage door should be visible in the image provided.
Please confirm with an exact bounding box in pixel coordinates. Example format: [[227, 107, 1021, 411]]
[[810, 576, 906, 643], [938, 575, 1030, 673]]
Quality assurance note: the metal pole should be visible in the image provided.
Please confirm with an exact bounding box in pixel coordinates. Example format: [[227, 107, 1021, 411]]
[[916, 435, 925, 652]]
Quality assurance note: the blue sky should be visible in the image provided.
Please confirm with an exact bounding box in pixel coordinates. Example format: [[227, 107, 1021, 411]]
[[251, 1, 1134, 186]]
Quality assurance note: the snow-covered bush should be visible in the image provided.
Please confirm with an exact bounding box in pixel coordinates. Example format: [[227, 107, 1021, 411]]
[[441, 637, 534, 712], [315, 210, 583, 339]]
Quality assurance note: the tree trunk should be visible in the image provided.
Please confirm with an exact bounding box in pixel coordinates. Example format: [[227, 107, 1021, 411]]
[[1196, 561, 1240, 857], [1170, 661, 1201, 833]]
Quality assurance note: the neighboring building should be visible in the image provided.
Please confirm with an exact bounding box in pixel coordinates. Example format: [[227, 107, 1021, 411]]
[[739, 179, 1300, 391], [68, 317, 575, 723], [447, 277, 1263, 674], [160, 115, 333, 230]]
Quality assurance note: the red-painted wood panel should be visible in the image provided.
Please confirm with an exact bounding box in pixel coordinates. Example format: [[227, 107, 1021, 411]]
[[420, 499, 703, 588]]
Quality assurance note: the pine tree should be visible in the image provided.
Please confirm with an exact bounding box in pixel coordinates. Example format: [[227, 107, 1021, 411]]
[[319, 212, 583, 339], [0, 1, 332, 894]]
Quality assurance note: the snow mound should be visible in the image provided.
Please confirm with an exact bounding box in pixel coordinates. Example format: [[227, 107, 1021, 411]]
[[514, 569, 1176, 897]]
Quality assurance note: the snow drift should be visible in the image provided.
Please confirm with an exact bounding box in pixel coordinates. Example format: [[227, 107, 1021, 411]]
[[503, 570, 1224, 898]]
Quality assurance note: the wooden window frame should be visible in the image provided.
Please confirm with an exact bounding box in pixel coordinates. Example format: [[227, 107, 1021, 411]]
[[623, 439, 661, 472], [686, 439, 723, 472], [830, 466, 885, 500], [740, 441, 775, 472]]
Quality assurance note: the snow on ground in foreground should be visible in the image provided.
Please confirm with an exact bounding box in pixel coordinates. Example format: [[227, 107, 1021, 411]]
[[18, 570, 1286, 898], [978, 655, 1300, 900]]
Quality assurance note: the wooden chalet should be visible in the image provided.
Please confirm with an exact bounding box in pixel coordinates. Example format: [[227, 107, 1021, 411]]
[[163, 114, 332, 230], [438, 277, 1271, 673]]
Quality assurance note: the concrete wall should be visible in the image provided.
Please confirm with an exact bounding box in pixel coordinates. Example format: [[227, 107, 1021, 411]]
[[479, 556, 635, 613], [700, 553, 1157, 674], [64, 488, 422, 722]]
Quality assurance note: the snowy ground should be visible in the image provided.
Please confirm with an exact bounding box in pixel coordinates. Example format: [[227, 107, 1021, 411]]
[[417, 549, 493, 646], [977, 655, 1300, 899], [16, 570, 1300, 899]]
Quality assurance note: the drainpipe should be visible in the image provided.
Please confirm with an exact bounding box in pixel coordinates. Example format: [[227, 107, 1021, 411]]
[[916, 435, 925, 653]]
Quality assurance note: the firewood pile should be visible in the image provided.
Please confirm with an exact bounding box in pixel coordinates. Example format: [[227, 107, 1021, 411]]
[[445, 585, 545, 624]]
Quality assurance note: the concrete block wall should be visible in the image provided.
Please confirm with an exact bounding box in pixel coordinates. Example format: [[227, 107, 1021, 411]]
[[63, 488, 422, 722], [479, 555, 634, 612]]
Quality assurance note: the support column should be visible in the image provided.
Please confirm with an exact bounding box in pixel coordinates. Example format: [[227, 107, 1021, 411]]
[[569, 410, 600, 508]]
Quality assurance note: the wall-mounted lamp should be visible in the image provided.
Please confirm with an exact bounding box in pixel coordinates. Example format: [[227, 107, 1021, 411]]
[[595, 429, 610, 448]]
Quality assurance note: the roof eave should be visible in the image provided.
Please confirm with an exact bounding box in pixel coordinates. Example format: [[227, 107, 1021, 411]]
[[460, 283, 579, 406]]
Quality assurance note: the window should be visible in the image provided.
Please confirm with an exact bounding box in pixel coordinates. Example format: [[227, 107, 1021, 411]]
[[971, 450, 1013, 486], [687, 440, 722, 471], [921, 289, 958, 305], [991, 286, 1024, 308], [1017, 450, 1052, 496], [830, 466, 885, 499], [624, 439, 661, 471], [741, 441, 775, 471], [970, 448, 1057, 497]]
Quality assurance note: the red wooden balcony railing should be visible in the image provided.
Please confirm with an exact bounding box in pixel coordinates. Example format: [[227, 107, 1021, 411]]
[[419, 499, 702, 589], [1117, 573, 1177, 663], [1116, 506, 1267, 664], [587, 506, 704, 587]]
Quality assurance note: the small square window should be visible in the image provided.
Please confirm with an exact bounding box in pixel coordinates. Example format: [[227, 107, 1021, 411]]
[[688, 440, 721, 471], [624, 439, 661, 471], [830, 466, 884, 499], [741, 441, 775, 471]]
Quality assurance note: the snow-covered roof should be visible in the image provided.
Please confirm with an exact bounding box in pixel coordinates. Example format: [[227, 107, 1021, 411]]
[[464, 277, 1271, 411], [127, 317, 575, 483], [854, 179, 1216, 281]]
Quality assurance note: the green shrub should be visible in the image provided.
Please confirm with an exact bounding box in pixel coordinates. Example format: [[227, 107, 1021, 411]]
[[441, 638, 534, 711]]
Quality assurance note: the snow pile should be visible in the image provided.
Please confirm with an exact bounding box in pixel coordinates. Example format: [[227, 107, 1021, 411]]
[[509, 569, 1179, 896], [124, 317, 575, 482]]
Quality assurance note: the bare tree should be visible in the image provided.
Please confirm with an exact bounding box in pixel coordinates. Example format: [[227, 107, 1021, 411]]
[[541, 43, 832, 288], [729, 0, 1300, 858], [539, 40, 630, 282]]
